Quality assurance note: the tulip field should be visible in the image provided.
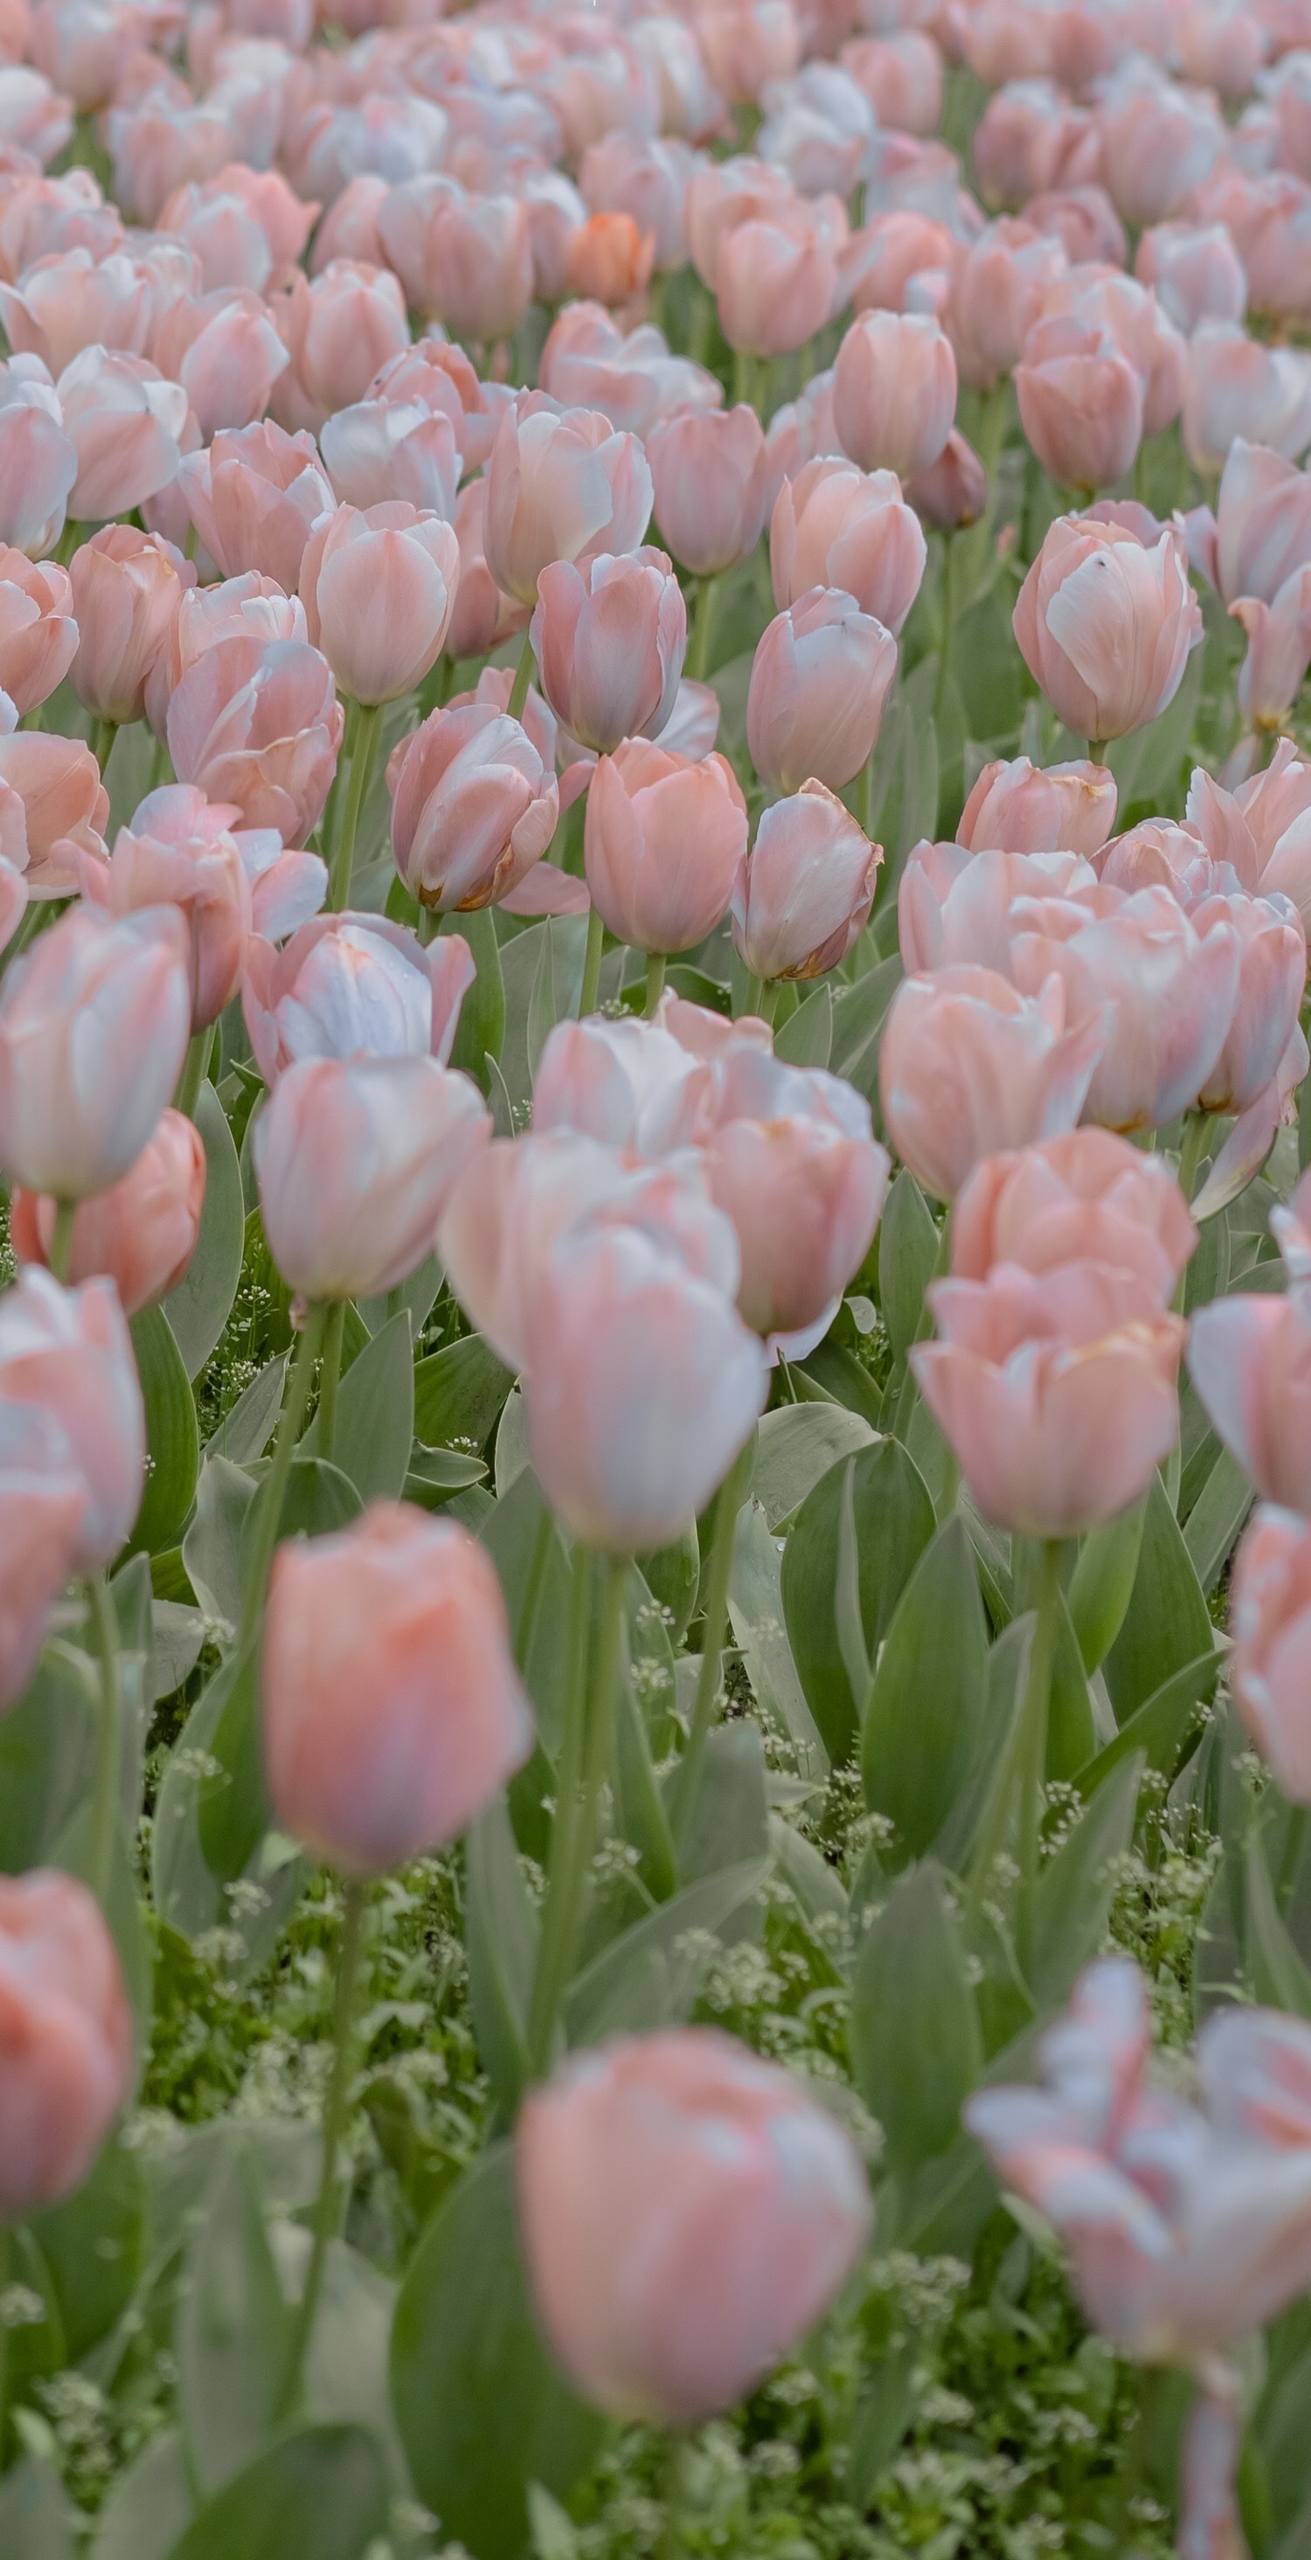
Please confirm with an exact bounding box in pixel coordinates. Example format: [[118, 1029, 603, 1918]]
[[13, 5, 1311, 2560]]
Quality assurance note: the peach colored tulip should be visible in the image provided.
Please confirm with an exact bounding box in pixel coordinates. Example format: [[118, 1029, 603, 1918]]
[[944, 216, 1066, 393], [566, 211, 655, 310], [704, 1049, 890, 1341], [68, 523, 187, 727], [56, 345, 187, 522], [1231, 1506, 1311, 1803], [1234, 575, 1311, 732], [771, 459, 926, 638], [176, 420, 335, 593], [12, 1108, 205, 1315], [647, 404, 770, 580], [518, 2026, 870, 2423], [145, 572, 308, 740], [149, 285, 289, 441], [842, 31, 942, 134], [897, 845, 1097, 977], [1135, 221, 1247, 336], [167, 634, 343, 844], [1189, 1293, 1311, 1513], [0, 244, 152, 376], [254, 1053, 489, 1307], [1013, 515, 1202, 746], [1041, 271, 1186, 445], [958, 756, 1118, 858], [1186, 745, 1311, 935], [531, 548, 686, 756], [685, 158, 795, 296], [585, 741, 746, 956], [833, 308, 956, 480], [89, 784, 252, 1033], [484, 400, 652, 610], [732, 780, 880, 983], [716, 209, 838, 361], [0, 547, 75, 716], [263, 1499, 533, 1877], [537, 304, 722, 444], [579, 133, 692, 273], [951, 1128, 1195, 1306], [880, 964, 1103, 1202], [0, 903, 189, 1199], [0, 728, 106, 897], [905, 430, 989, 532], [1096, 76, 1224, 230], [972, 84, 1098, 217], [532, 1014, 720, 1161], [379, 184, 533, 345], [319, 392, 459, 523], [388, 702, 558, 915], [270, 257, 408, 436], [1015, 315, 1144, 494], [1182, 324, 1311, 479], [0, 1270, 144, 1570], [747, 587, 897, 797], [1213, 441, 1311, 610], [700, 0, 802, 104], [298, 501, 459, 708], [0, 1870, 131, 2214], [160, 164, 316, 291], [1010, 879, 1242, 1134], [242, 912, 473, 1083], [0, 1403, 88, 1710], [0, 354, 77, 555]]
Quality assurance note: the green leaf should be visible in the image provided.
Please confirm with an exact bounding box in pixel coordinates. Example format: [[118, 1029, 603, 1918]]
[[464, 1797, 537, 2115], [677, 1722, 769, 1893], [877, 1171, 940, 1363], [0, 2460, 76, 2558], [130, 1307, 200, 1555], [183, 1455, 256, 1630], [728, 1502, 827, 1776], [207, 1357, 286, 1466], [850, 1862, 982, 2177], [177, 2149, 292, 2494], [447, 906, 506, 1089], [1183, 1446, 1254, 1595], [93, 2433, 192, 2560], [1073, 1652, 1217, 1800], [165, 2425, 389, 2560], [152, 1646, 299, 1961], [752, 1404, 875, 1531], [32, 2137, 143, 2363], [1245, 1832, 1311, 2020], [1104, 1473, 1217, 1726], [304, 1311, 414, 1503], [566, 1858, 770, 2041], [413, 1334, 513, 1453], [781, 1441, 935, 1765], [256, 1454, 361, 1545], [862, 1516, 988, 1861], [774, 981, 833, 1069], [165, 1082, 244, 1378], [390, 2147, 603, 2560], [0, 1650, 94, 1873], [829, 953, 901, 1094], [1068, 1501, 1146, 1674], [1026, 1755, 1144, 2011]]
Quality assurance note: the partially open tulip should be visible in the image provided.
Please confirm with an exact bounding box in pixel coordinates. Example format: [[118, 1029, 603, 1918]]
[[12, 1108, 205, 1315], [0, 728, 108, 897], [716, 209, 838, 360], [0, 903, 189, 1199], [771, 460, 926, 637], [388, 702, 559, 914], [1182, 324, 1311, 479], [958, 756, 1117, 858], [0, 548, 76, 715], [263, 1500, 534, 1877], [1231, 1506, 1311, 1804], [1013, 515, 1202, 746], [897, 845, 1097, 977], [91, 785, 253, 1033], [518, 2026, 870, 2423], [1213, 442, 1311, 609], [880, 964, 1103, 1202], [647, 404, 771, 579], [1189, 1293, 1311, 1514], [944, 216, 1067, 393], [704, 1049, 890, 1341], [748, 587, 897, 796], [254, 1053, 489, 1305], [732, 781, 880, 982], [0, 356, 77, 555], [299, 501, 459, 706], [531, 548, 686, 754], [0, 1401, 88, 1710], [484, 401, 653, 607], [1015, 315, 1144, 495], [177, 420, 335, 593], [1136, 221, 1247, 336], [242, 913, 473, 1082], [150, 285, 290, 442], [585, 741, 746, 955], [952, 1129, 1195, 1305], [0, 1870, 132, 2215], [167, 635, 343, 843], [272, 258, 409, 434], [320, 393, 460, 522], [0, 1271, 145, 1571], [1187, 742, 1311, 934], [56, 345, 187, 522], [833, 308, 956, 480], [1234, 573, 1311, 732], [68, 523, 188, 726], [532, 1013, 719, 1161]]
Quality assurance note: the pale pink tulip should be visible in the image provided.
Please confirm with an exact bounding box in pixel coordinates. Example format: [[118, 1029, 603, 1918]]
[[0, 727, 106, 897], [1135, 221, 1247, 335], [299, 501, 459, 707], [1214, 440, 1311, 609], [0, 903, 189, 1199], [149, 285, 289, 441], [897, 844, 1098, 977], [319, 393, 459, 523], [378, 184, 533, 344], [537, 303, 721, 443], [89, 785, 252, 1033], [68, 522, 187, 726], [1096, 76, 1224, 230], [167, 634, 343, 844], [441, 479, 527, 666], [387, 702, 559, 914], [1013, 515, 1202, 745], [145, 573, 308, 741], [842, 31, 942, 135], [242, 912, 473, 1083], [771, 458, 926, 638], [270, 257, 408, 436], [0, 546, 75, 715], [585, 741, 746, 955], [1186, 742, 1311, 933], [647, 404, 770, 580], [531, 547, 685, 756], [56, 345, 187, 521], [700, 0, 802, 104], [944, 216, 1067, 393], [1182, 324, 1311, 478], [833, 307, 956, 480], [951, 1128, 1195, 1305], [0, 1870, 131, 2214], [0, 353, 76, 554], [905, 430, 989, 531], [254, 1053, 489, 1306], [958, 756, 1117, 858], [1231, 1505, 1311, 1802], [176, 420, 335, 593], [748, 587, 897, 796], [1010, 878, 1242, 1132], [716, 209, 838, 360], [484, 400, 653, 609], [532, 1013, 720, 1160], [0, 1271, 144, 1570], [12, 1108, 204, 1315], [1189, 1293, 1311, 1512], [1234, 574, 1311, 730], [704, 1047, 890, 1340], [880, 964, 1103, 1201], [732, 780, 880, 983], [0, 1403, 88, 1710], [1015, 314, 1144, 494]]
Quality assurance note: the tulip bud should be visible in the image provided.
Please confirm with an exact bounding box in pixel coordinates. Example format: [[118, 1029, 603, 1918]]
[[1013, 515, 1202, 745], [647, 405, 771, 579], [531, 548, 686, 754], [176, 419, 336, 592], [716, 211, 838, 360], [484, 402, 653, 607], [771, 459, 926, 637], [0, 1870, 132, 2215], [57, 346, 187, 523], [1232, 1506, 1311, 1804], [68, 524, 189, 728], [880, 964, 1103, 1202], [704, 1050, 891, 1341], [747, 587, 897, 796], [958, 755, 1118, 857], [254, 1054, 490, 1305], [1015, 315, 1145, 495], [732, 780, 880, 982], [388, 703, 559, 914], [0, 904, 190, 1200], [0, 1271, 145, 1571], [12, 1108, 205, 1316], [833, 308, 957, 479], [299, 501, 460, 706], [0, 546, 76, 716], [585, 742, 747, 956]]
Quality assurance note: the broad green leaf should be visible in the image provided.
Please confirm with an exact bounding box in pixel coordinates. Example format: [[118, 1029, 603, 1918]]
[[1026, 1755, 1143, 2010], [1183, 1446, 1254, 1595], [447, 905, 506, 1089], [1073, 1652, 1217, 1800], [751, 1405, 875, 1531], [303, 1311, 414, 1503], [781, 1441, 935, 1766], [94, 2433, 192, 2560], [774, 981, 833, 1069], [1105, 1474, 1217, 1726], [1068, 1502, 1146, 1674], [165, 1081, 244, 1379], [1246, 1832, 1311, 2020], [566, 1857, 771, 2041], [850, 1862, 982, 2176], [130, 1307, 200, 1555], [677, 1722, 769, 1895], [0, 1650, 94, 1873], [862, 1516, 988, 1860], [177, 2150, 291, 2494], [165, 2425, 389, 2560], [464, 1797, 537, 2114], [877, 1170, 940, 1363], [183, 1455, 256, 1630], [32, 2137, 143, 2364], [152, 1645, 299, 1961], [0, 2460, 76, 2559], [207, 1357, 286, 1466], [413, 1334, 513, 1453], [728, 1501, 827, 1776], [829, 952, 901, 1093]]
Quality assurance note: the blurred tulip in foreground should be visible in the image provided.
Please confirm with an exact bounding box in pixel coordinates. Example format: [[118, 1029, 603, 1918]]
[[0, 1870, 132, 2216], [1189, 1293, 1311, 1514], [1232, 1505, 1311, 1805], [0, 1271, 144, 1572], [12, 1109, 205, 1316], [254, 1054, 489, 1306]]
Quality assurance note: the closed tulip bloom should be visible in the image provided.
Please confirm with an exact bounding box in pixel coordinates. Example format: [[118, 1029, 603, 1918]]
[[771, 460, 926, 638], [1186, 744, 1311, 935], [566, 211, 655, 311], [167, 635, 343, 844], [0, 549, 75, 716], [1231, 1506, 1311, 1802], [531, 549, 686, 757], [271, 259, 409, 436], [647, 405, 770, 580], [263, 1501, 533, 1877], [880, 964, 1103, 1202], [92, 785, 252, 1033], [700, 0, 802, 103], [1214, 441, 1311, 610], [0, 1403, 88, 1711], [12, 1108, 205, 1316], [1015, 315, 1144, 495], [0, 728, 107, 898], [0, 903, 189, 1199], [716, 211, 837, 360], [484, 402, 653, 608], [748, 588, 896, 798], [378, 186, 533, 345], [149, 285, 290, 443], [1013, 516, 1202, 745], [0, 357, 77, 555], [1234, 573, 1311, 732], [1182, 325, 1311, 479], [299, 502, 459, 707], [56, 346, 187, 522], [522, 1222, 766, 1553], [320, 394, 459, 525], [1191, 884, 1307, 1117], [732, 781, 880, 982], [1011, 880, 1241, 1134], [944, 217, 1067, 394], [905, 431, 990, 533], [388, 702, 558, 915], [242, 913, 473, 1083], [177, 421, 335, 593], [958, 756, 1117, 858], [254, 1054, 489, 1305], [833, 309, 957, 481], [952, 1128, 1195, 1305], [0, 1870, 132, 2216], [1189, 1294, 1311, 1513], [584, 743, 745, 956], [0, 1271, 144, 1571], [532, 1014, 719, 1160], [1136, 221, 1247, 336], [68, 524, 187, 727], [897, 845, 1096, 977], [705, 1053, 890, 1340]]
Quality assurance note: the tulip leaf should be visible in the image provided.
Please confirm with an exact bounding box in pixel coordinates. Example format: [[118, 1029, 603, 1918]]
[[862, 1516, 988, 1861], [153, 1645, 300, 1963], [165, 2425, 389, 2560], [1182, 1445, 1255, 1596], [877, 1169, 940, 1363], [177, 2149, 291, 2496], [1104, 1474, 1218, 1726], [303, 1311, 414, 1503], [413, 1334, 514, 1454], [447, 906, 506, 1090], [206, 1356, 287, 1466], [781, 1441, 936, 1766], [0, 1649, 94, 1874], [1025, 1755, 1144, 2012], [0, 2460, 76, 2560], [1068, 1501, 1147, 1674], [565, 1857, 771, 2043], [850, 1861, 982, 2177], [183, 1455, 256, 1632], [728, 1501, 828, 1776], [1245, 1832, 1311, 2021], [390, 2146, 603, 2560], [751, 1405, 876, 1531], [1073, 1651, 1217, 1801], [465, 1797, 538, 2115], [774, 981, 833, 1070], [32, 2136, 144, 2366], [165, 1083, 245, 1380], [93, 2433, 193, 2560], [829, 953, 902, 1095], [130, 1307, 200, 1556]]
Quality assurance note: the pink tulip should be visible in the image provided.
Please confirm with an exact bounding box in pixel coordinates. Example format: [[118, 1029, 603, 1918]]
[[68, 523, 187, 727], [842, 31, 943, 136], [566, 211, 655, 311], [1010, 879, 1242, 1133], [1237, 174, 1311, 331], [254, 1053, 489, 1306], [1231, 1505, 1311, 1803], [167, 634, 343, 844], [444, 478, 529, 666], [12, 1107, 205, 1315], [732, 780, 880, 983], [1213, 440, 1311, 610], [271, 258, 408, 436], [1015, 314, 1144, 495], [532, 1013, 720, 1161], [89, 785, 253, 1033], [0, 728, 107, 897], [699, 0, 802, 104], [1013, 515, 1202, 746], [905, 430, 989, 532], [537, 303, 720, 443], [149, 285, 289, 441], [944, 216, 1067, 393], [585, 741, 747, 955], [842, 208, 952, 323], [242, 912, 473, 1083], [0, 903, 189, 1199], [716, 209, 838, 361], [0, 1402, 89, 1710], [176, 420, 335, 593], [958, 755, 1117, 858], [484, 400, 652, 609], [378, 184, 533, 346], [1234, 574, 1311, 731], [0, 244, 151, 377], [0, 1870, 131, 2215], [145, 573, 308, 741], [833, 308, 957, 480], [951, 1128, 1195, 1305], [1135, 221, 1247, 335], [319, 392, 459, 523], [704, 1049, 891, 1340], [1096, 76, 1223, 230], [1182, 324, 1311, 479], [645, 404, 769, 581], [530, 547, 685, 756], [1189, 1293, 1311, 1512], [579, 133, 692, 274], [685, 159, 796, 295], [747, 587, 897, 797], [263, 1499, 533, 1877], [56, 345, 186, 523], [771, 458, 926, 638], [0, 546, 75, 715], [972, 83, 1097, 217], [1038, 270, 1185, 445], [387, 702, 558, 915], [1186, 744, 1311, 934], [0, 354, 77, 554], [880, 964, 1103, 1202], [160, 163, 316, 291], [897, 845, 1097, 977], [0, 1271, 144, 1570], [298, 501, 459, 708]]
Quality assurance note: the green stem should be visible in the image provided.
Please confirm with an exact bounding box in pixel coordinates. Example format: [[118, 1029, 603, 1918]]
[[172, 1027, 212, 1122], [328, 700, 381, 911], [731, 346, 756, 410], [47, 1198, 77, 1284], [688, 575, 718, 682], [89, 714, 117, 778], [1086, 737, 1105, 764], [963, 1540, 1064, 1942], [277, 1878, 370, 2420], [740, 974, 779, 1026], [506, 627, 536, 723], [515, 1506, 555, 1671], [85, 1573, 121, 1908], [934, 535, 955, 725], [644, 951, 667, 1017], [669, 1442, 752, 1837], [236, 1303, 329, 1654], [578, 903, 605, 1017], [525, 1553, 629, 2079], [316, 1301, 346, 1462], [888, 1217, 952, 1439]]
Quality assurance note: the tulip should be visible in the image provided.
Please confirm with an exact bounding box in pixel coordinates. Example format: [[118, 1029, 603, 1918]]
[[271, 258, 409, 436], [0, 904, 189, 1201], [952, 1129, 1195, 1305], [1182, 325, 1311, 479], [1213, 441, 1311, 610], [585, 742, 746, 956], [0, 1271, 145, 1571], [484, 401, 653, 608], [378, 186, 534, 346], [579, 133, 693, 272], [1013, 516, 1202, 747], [1097, 77, 1223, 230], [68, 524, 188, 728], [0, 728, 107, 898], [254, 1054, 489, 1306], [1015, 315, 1144, 495], [566, 211, 655, 310], [944, 216, 1066, 394], [1234, 574, 1311, 732], [263, 1500, 533, 1877], [0, 1399, 90, 1709], [298, 501, 459, 708], [644, 404, 771, 581], [833, 309, 957, 481], [1186, 742, 1311, 933], [89, 785, 253, 1034], [843, 31, 943, 135], [0, 356, 77, 555], [958, 756, 1117, 858], [1189, 1294, 1311, 1513], [0, 547, 75, 722], [12, 1108, 205, 1316], [771, 460, 926, 638], [1044, 271, 1185, 444], [149, 285, 289, 442], [56, 346, 187, 522], [1136, 221, 1247, 336], [905, 431, 990, 533], [844, 210, 952, 319], [700, 0, 801, 103], [1231, 1506, 1311, 1803], [732, 781, 880, 983], [897, 845, 1096, 977], [704, 1052, 891, 1341], [531, 548, 685, 757], [517, 2026, 870, 2423], [0, 1870, 132, 2215], [880, 964, 1103, 1202], [747, 588, 897, 797], [167, 635, 343, 844], [146, 575, 309, 743], [1011, 879, 1243, 1135], [532, 1014, 717, 1161], [176, 420, 336, 594], [387, 703, 559, 915], [319, 392, 459, 524], [537, 303, 719, 442], [716, 210, 838, 361], [242, 913, 474, 1083]]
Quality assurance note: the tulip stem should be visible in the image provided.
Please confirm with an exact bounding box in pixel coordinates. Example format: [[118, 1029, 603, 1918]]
[[237, 1301, 329, 1656], [934, 535, 955, 725], [578, 904, 605, 1017], [173, 1028, 212, 1122], [316, 1301, 346, 1462], [1176, 1109, 1212, 1209], [0, 2223, 10, 2465], [506, 628, 536, 724], [47, 1199, 76, 1285], [525, 1552, 629, 2079], [688, 575, 718, 682], [86, 1572, 122, 1910], [669, 1439, 753, 1841], [740, 973, 779, 1025], [88, 715, 117, 778], [328, 701, 381, 911], [643, 951, 667, 1017], [277, 1876, 370, 2421]]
